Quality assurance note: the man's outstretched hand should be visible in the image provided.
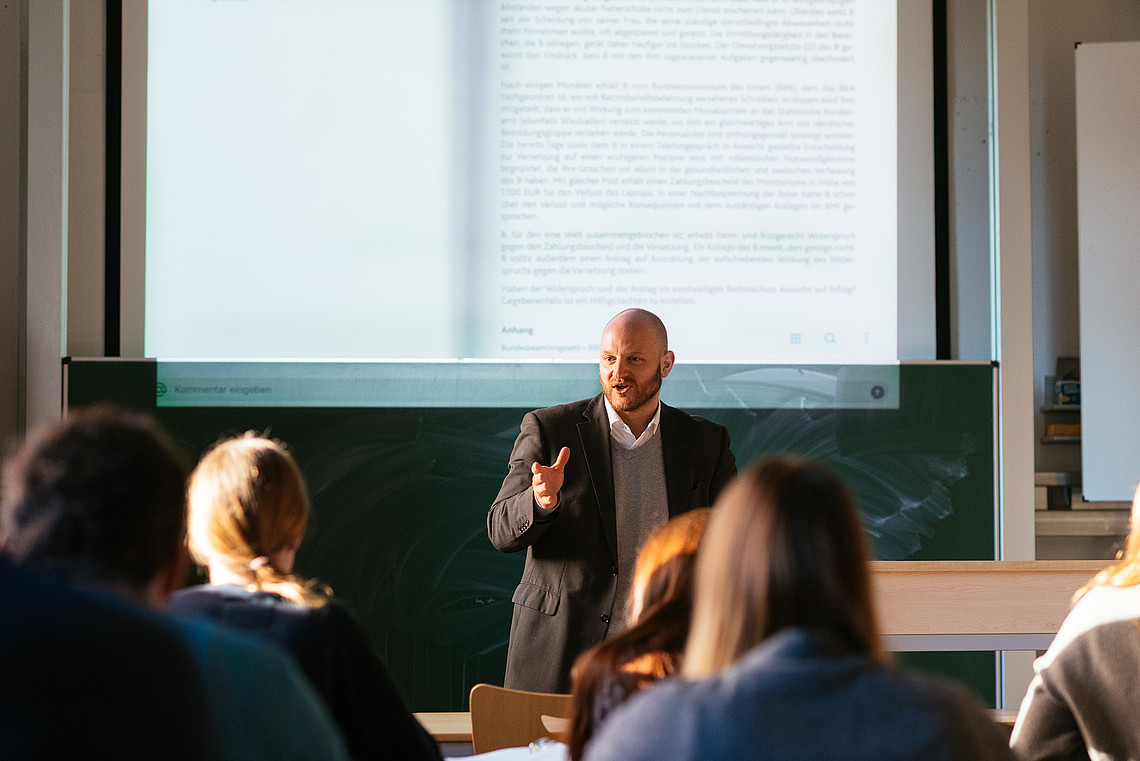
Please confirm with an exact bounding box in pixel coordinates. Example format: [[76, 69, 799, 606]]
[[531, 446, 570, 510]]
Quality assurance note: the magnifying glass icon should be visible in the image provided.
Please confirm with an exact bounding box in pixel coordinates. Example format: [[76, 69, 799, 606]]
[[824, 332, 836, 344]]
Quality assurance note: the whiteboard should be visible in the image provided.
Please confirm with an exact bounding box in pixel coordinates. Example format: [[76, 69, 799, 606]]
[[1076, 40, 1140, 501]]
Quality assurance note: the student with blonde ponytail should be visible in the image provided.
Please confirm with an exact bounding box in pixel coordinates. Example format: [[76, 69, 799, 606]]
[[182, 434, 327, 607], [171, 434, 441, 761]]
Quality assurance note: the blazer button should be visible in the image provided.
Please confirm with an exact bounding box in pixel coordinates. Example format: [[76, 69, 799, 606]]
[[611, 565, 618, 576], [600, 614, 610, 625]]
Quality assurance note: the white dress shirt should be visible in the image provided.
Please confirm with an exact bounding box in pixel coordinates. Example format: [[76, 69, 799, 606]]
[[603, 395, 662, 450]]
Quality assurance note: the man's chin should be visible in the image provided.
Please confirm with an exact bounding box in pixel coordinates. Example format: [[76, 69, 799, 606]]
[[605, 390, 648, 413]]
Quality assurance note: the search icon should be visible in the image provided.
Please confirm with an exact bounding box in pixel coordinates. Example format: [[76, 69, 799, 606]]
[[824, 332, 837, 344]]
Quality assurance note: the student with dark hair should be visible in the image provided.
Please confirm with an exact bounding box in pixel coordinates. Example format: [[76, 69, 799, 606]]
[[0, 406, 350, 761], [0, 405, 190, 590], [0, 557, 215, 761], [584, 457, 1014, 761], [171, 433, 441, 761]]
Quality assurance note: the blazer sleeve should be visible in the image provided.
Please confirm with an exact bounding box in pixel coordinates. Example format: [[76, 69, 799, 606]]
[[488, 410, 561, 553]]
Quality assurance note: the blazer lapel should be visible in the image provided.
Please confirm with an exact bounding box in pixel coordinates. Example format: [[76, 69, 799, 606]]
[[578, 395, 618, 564], [660, 403, 693, 518]]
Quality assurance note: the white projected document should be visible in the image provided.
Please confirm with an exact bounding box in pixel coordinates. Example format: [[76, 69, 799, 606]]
[[144, 0, 897, 362]]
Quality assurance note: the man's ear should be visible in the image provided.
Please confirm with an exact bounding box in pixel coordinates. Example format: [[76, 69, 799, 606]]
[[660, 350, 675, 379]]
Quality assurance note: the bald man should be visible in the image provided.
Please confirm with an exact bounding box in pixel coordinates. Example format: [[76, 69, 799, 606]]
[[488, 308, 737, 692]]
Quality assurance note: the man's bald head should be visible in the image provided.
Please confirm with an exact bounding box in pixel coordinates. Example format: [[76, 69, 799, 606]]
[[601, 309, 669, 354]]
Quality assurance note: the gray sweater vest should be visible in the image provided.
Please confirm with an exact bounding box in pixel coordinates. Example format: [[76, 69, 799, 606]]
[[610, 433, 669, 634]]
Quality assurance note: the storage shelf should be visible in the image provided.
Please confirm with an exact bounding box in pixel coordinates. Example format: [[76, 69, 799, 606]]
[[1041, 405, 1081, 413], [1041, 435, 1081, 444], [1036, 508, 1129, 537]]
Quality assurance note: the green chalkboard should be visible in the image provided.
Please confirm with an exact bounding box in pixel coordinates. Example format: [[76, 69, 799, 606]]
[[65, 359, 997, 710]]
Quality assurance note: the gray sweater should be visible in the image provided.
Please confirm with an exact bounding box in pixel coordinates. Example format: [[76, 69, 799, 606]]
[[1011, 584, 1140, 761]]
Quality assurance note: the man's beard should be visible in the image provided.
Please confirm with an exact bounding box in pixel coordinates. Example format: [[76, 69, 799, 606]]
[[601, 370, 663, 415]]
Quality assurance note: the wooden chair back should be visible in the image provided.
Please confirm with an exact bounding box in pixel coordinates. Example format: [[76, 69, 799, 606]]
[[468, 683, 572, 754]]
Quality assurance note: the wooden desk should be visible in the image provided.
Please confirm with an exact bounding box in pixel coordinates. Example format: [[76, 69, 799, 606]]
[[417, 709, 1019, 744], [988, 709, 1019, 727], [416, 711, 472, 744]]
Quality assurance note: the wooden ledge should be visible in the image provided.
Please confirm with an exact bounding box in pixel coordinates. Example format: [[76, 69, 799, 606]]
[[872, 560, 1107, 649]]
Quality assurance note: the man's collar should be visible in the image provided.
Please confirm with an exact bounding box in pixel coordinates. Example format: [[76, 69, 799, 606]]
[[603, 395, 662, 449]]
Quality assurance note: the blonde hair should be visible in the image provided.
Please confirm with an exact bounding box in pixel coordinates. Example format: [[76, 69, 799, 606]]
[[1075, 481, 1140, 602], [628, 508, 710, 623], [186, 433, 328, 607], [567, 508, 709, 761], [682, 457, 884, 679]]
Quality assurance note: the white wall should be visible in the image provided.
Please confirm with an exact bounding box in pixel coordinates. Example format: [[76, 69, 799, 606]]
[[1074, 40, 1140, 501], [0, 2, 22, 445], [67, 2, 106, 357], [1029, 1, 1140, 478], [948, 0, 994, 362], [24, 2, 68, 430]]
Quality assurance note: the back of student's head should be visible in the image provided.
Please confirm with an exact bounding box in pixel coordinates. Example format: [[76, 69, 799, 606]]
[[568, 508, 710, 761], [628, 507, 709, 623], [187, 433, 325, 606], [0, 405, 189, 593], [683, 457, 882, 679]]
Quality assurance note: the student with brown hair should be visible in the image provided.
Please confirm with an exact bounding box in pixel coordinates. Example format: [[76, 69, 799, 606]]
[[461, 509, 710, 761], [584, 457, 1013, 761], [565, 508, 710, 761], [170, 434, 440, 761]]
